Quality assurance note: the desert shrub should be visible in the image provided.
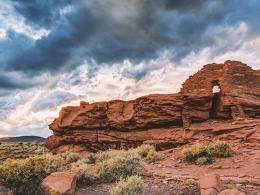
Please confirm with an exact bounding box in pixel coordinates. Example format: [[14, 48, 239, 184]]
[[133, 144, 155, 158], [95, 150, 124, 163], [0, 154, 64, 195], [70, 160, 97, 183], [183, 178, 196, 186], [195, 156, 212, 165], [97, 151, 143, 182], [87, 153, 97, 164], [207, 140, 234, 157], [182, 141, 234, 165], [58, 151, 81, 163], [181, 143, 208, 163], [144, 149, 160, 163], [34, 145, 49, 155], [127, 144, 160, 163], [0, 142, 49, 161], [110, 176, 144, 195]]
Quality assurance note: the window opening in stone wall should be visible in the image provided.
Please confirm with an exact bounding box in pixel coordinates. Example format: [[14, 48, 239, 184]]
[[210, 80, 221, 118]]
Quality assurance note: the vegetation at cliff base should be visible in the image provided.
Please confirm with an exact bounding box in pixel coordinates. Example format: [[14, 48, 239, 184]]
[[207, 140, 234, 157], [110, 176, 144, 195], [181, 140, 234, 165], [0, 154, 64, 194], [0, 143, 160, 194]]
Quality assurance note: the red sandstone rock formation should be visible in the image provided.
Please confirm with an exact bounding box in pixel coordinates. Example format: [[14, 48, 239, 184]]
[[45, 61, 260, 152]]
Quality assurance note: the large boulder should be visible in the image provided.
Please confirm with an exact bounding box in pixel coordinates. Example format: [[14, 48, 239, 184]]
[[41, 172, 77, 195]]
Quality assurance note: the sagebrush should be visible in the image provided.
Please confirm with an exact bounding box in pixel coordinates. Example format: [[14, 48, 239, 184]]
[[110, 175, 144, 195], [181, 140, 234, 165], [0, 154, 64, 194]]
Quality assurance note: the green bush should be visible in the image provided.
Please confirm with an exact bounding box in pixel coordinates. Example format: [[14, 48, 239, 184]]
[[128, 144, 160, 163], [97, 151, 143, 182], [95, 150, 125, 163], [144, 149, 160, 163], [133, 144, 155, 158], [34, 145, 49, 155], [181, 143, 208, 163], [195, 156, 212, 165], [70, 160, 96, 183], [207, 140, 234, 157], [58, 151, 81, 163], [183, 178, 196, 186], [74, 145, 158, 183], [182, 141, 234, 165], [110, 176, 144, 195], [0, 154, 64, 195]]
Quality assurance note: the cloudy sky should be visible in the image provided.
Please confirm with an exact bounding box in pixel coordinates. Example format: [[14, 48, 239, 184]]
[[0, 0, 260, 137]]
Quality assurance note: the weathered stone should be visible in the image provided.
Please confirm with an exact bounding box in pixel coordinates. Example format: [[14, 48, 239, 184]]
[[200, 174, 223, 194], [218, 189, 246, 195], [45, 61, 260, 152], [41, 172, 77, 195]]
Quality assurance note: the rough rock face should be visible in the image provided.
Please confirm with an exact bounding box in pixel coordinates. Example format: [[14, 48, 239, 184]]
[[41, 172, 77, 195], [45, 61, 260, 152]]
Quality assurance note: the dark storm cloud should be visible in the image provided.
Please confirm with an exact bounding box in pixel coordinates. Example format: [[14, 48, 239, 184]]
[[32, 91, 79, 111], [164, 0, 206, 10], [11, 0, 71, 28], [2, 0, 260, 78], [0, 72, 34, 89]]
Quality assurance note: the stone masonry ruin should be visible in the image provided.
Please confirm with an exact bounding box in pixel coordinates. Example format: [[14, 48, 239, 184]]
[[45, 61, 260, 152]]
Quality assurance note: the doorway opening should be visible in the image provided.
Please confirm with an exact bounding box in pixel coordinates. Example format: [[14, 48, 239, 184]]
[[210, 80, 221, 118]]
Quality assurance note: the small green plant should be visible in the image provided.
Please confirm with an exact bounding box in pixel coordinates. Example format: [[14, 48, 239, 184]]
[[144, 149, 160, 163], [97, 152, 143, 182], [110, 176, 144, 195], [34, 145, 49, 155], [181, 143, 207, 163], [183, 178, 196, 186], [195, 156, 212, 165], [70, 160, 96, 183], [182, 141, 234, 165], [133, 144, 155, 158], [128, 144, 160, 163], [58, 151, 81, 163], [207, 140, 234, 157], [95, 150, 125, 163]]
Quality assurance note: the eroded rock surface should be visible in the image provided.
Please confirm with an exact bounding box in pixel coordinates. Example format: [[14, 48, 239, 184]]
[[200, 174, 223, 195], [41, 172, 77, 195], [45, 61, 260, 152]]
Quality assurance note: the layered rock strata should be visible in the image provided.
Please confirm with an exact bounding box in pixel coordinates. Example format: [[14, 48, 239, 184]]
[[45, 61, 260, 152]]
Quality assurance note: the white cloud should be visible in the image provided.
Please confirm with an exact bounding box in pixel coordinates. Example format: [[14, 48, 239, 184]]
[[0, 21, 260, 137], [0, 28, 6, 39], [0, 2, 49, 40]]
